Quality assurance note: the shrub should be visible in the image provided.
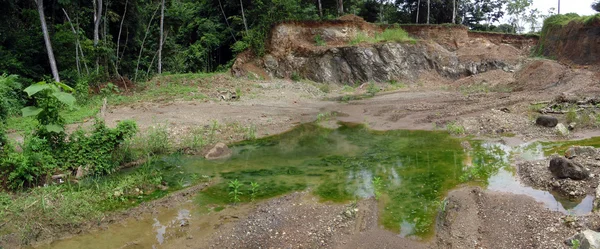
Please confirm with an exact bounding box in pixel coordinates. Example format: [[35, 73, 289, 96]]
[[314, 34, 326, 46], [0, 74, 25, 122], [62, 119, 138, 175]]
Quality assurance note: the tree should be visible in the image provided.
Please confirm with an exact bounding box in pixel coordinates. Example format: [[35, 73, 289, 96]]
[[338, 0, 344, 15], [318, 0, 323, 18], [452, 0, 456, 23], [593, 1, 600, 12], [34, 0, 60, 83], [507, 0, 532, 33], [524, 8, 541, 32], [427, 0, 430, 24], [93, 0, 103, 72], [158, 0, 165, 74]]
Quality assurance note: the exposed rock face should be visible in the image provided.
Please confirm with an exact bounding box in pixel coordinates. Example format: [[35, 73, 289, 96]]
[[233, 17, 532, 84], [264, 42, 518, 84], [535, 115, 558, 127], [548, 157, 590, 180], [565, 230, 600, 249], [204, 143, 232, 160]]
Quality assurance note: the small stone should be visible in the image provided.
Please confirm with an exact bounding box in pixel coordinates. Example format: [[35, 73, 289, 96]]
[[556, 123, 569, 136]]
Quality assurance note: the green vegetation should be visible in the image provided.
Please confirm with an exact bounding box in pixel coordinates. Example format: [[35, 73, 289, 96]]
[[188, 123, 507, 236], [458, 84, 513, 95], [536, 13, 600, 55], [366, 82, 380, 96], [228, 179, 243, 204], [314, 34, 326, 46], [445, 122, 466, 135], [250, 182, 260, 201], [350, 28, 416, 46], [373, 176, 383, 200], [571, 239, 581, 249]]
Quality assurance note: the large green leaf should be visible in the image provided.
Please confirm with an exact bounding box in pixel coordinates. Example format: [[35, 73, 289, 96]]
[[52, 92, 76, 107], [45, 124, 64, 133], [55, 82, 74, 92], [23, 82, 50, 97], [21, 106, 43, 117]]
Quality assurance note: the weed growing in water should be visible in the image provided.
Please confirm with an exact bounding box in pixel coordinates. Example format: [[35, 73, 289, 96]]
[[373, 176, 383, 200], [228, 179, 243, 204], [250, 181, 260, 201]]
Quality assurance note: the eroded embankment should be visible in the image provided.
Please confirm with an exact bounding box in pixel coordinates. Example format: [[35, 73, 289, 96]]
[[538, 15, 600, 66], [232, 16, 538, 84]]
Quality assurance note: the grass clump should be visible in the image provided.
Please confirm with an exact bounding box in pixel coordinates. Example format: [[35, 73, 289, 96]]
[[349, 28, 415, 46], [314, 34, 326, 46], [445, 122, 465, 135]]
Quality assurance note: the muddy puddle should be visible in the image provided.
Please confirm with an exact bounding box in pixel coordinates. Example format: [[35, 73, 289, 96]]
[[35, 124, 600, 248]]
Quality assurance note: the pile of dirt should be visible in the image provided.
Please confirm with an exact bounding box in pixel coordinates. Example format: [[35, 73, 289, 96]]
[[510, 59, 567, 91], [540, 17, 600, 66]]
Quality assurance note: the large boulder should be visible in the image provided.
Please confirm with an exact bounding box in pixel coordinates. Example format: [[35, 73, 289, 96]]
[[565, 230, 600, 249], [204, 143, 232, 160], [535, 115, 558, 127], [548, 157, 590, 180]]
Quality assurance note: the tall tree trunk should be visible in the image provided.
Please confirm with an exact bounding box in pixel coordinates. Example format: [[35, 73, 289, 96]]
[[116, 0, 128, 70], [35, 0, 60, 82], [134, 3, 160, 82], [379, 0, 384, 23], [93, 0, 103, 72], [338, 0, 344, 16], [158, 0, 164, 74], [62, 9, 82, 77], [217, 0, 237, 42], [427, 0, 430, 24], [452, 0, 456, 24], [317, 0, 323, 18], [416, 0, 420, 23], [558, 0, 560, 14], [240, 0, 248, 33]]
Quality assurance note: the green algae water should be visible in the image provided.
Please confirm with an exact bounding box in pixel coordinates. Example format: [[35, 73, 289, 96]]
[[172, 123, 471, 236]]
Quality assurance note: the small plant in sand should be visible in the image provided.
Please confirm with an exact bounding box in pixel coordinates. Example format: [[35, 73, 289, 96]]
[[228, 179, 243, 204]]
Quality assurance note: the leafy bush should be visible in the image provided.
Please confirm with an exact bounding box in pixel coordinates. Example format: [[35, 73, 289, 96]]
[[62, 119, 138, 175], [350, 28, 415, 45], [0, 74, 25, 122]]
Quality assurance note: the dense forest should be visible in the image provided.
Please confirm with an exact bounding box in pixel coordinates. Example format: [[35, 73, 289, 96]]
[[0, 0, 572, 85]]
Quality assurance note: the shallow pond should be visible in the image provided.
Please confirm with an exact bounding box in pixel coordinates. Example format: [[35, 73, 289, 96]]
[[36, 123, 598, 248]]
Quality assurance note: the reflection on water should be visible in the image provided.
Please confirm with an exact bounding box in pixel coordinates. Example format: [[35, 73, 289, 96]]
[[35, 124, 600, 248], [488, 168, 593, 215]]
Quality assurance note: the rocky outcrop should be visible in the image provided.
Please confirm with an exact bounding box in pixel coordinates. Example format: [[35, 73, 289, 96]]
[[548, 156, 590, 180], [263, 41, 518, 84], [233, 16, 532, 84]]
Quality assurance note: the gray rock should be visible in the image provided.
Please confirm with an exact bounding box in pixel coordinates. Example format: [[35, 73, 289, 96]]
[[565, 146, 598, 159], [204, 142, 232, 160], [565, 230, 600, 249], [536, 115, 558, 127], [556, 123, 569, 136], [549, 156, 590, 180], [258, 42, 515, 84]]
